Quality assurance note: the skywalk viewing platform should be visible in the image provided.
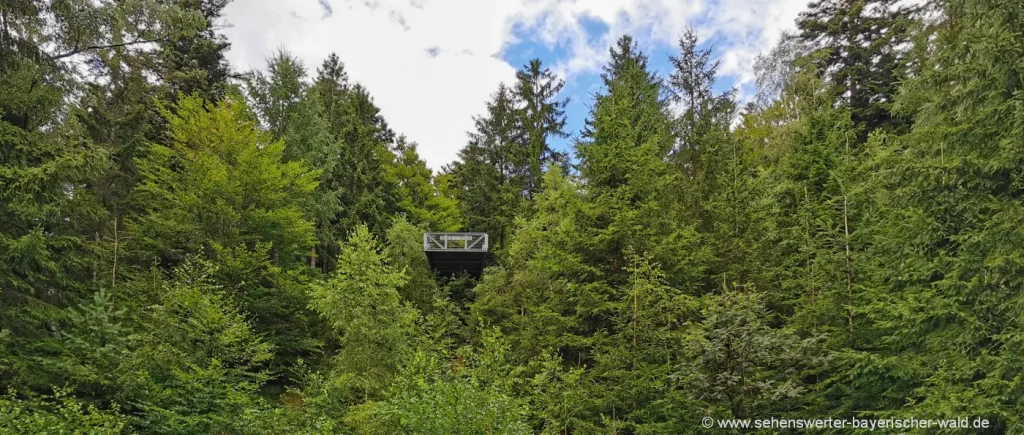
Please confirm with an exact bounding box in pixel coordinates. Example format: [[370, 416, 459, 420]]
[[423, 233, 489, 278]]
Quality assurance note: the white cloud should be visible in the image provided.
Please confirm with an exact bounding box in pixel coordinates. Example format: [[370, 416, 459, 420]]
[[528, 0, 807, 84], [223, 0, 526, 170], [221, 0, 809, 170]]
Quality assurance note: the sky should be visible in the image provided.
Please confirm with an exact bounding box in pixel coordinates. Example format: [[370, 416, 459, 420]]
[[221, 0, 809, 171]]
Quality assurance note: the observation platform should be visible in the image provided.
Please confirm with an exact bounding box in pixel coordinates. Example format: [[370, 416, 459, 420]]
[[423, 233, 489, 279]]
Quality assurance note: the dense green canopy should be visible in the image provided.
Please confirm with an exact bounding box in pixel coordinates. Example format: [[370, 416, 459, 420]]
[[2, 0, 1023, 432]]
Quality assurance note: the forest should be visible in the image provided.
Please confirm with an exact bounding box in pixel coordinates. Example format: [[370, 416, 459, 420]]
[[1, 0, 1023, 433]]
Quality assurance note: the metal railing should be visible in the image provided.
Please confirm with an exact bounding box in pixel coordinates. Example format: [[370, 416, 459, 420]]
[[424, 233, 488, 251]]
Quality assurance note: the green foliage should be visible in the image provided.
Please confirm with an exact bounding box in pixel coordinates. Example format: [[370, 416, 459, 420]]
[[243, 50, 308, 138], [0, 387, 127, 434], [452, 83, 530, 251], [575, 36, 674, 278], [386, 217, 441, 312], [0, 0, 150, 391], [327, 85, 401, 238], [797, 0, 919, 139], [524, 351, 595, 434], [55, 288, 130, 398], [7, 2, 1024, 432], [128, 92, 320, 368], [348, 347, 530, 435], [393, 137, 463, 232], [118, 256, 274, 434], [669, 27, 737, 180], [470, 166, 591, 361], [130, 93, 317, 267], [308, 225, 417, 401], [684, 288, 819, 421], [514, 58, 570, 197], [852, 0, 1024, 427], [452, 58, 568, 251], [156, 0, 232, 104], [588, 252, 698, 432]]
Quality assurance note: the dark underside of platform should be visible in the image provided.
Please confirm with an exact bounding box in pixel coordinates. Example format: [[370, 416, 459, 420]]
[[425, 250, 489, 279]]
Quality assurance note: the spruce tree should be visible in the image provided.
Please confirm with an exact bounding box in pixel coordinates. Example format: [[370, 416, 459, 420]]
[[576, 35, 686, 278], [118, 257, 274, 434], [797, 0, 919, 140], [308, 225, 417, 402], [243, 50, 308, 139], [157, 0, 232, 104], [310, 54, 401, 255], [453, 83, 528, 250], [858, 0, 1024, 427], [573, 34, 707, 429], [393, 136, 462, 232], [385, 216, 441, 312], [513, 59, 569, 199], [471, 165, 589, 364]]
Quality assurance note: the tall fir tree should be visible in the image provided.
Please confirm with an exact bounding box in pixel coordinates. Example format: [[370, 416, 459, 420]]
[[513, 59, 569, 199], [576, 34, 697, 281], [309, 54, 401, 268], [117, 257, 275, 434], [308, 225, 417, 403], [157, 0, 232, 104], [572, 35, 707, 430], [243, 50, 308, 139], [856, 0, 1024, 428], [453, 83, 528, 251], [797, 0, 920, 140]]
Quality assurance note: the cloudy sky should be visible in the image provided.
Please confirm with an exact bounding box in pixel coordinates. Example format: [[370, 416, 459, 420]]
[[222, 0, 809, 171]]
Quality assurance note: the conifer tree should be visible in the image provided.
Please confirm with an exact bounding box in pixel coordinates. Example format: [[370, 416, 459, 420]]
[[308, 225, 417, 402], [242, 50, 349, 271], [334, 85, 402, 232], [453, 83, 528, 250], [118, 257, 274, 434], [7, 1, 1024, 431], [669, 28, 736, 179], [385, 217, 441, 312], [157, 0, 232, 104], [0, 386, 127, 433], [513, 59, 569, 198], [745, 36, 884, 416], [309, 54, 401, 254], [590, 252, 697, 432], [243, 50, 308, 139], [797, 0, 919, 139], [471, 165, 588, 363], [576, 35, 688, 279], [0, 36, 108, 369], [571, 35, 707, 430], [348, 341, 530, 434], [684, 287, 818, 421], [856, 0, 1024, 427], [0, 0, 199, 389], [312, 53, 351, 131], [668, 29, 776, 293]]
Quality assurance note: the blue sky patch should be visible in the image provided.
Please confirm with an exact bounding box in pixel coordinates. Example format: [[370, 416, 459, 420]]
[[498, 18, 761, 160]]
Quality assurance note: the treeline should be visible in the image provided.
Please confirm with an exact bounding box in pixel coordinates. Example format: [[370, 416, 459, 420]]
[[1, 0, 1023, 433]]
